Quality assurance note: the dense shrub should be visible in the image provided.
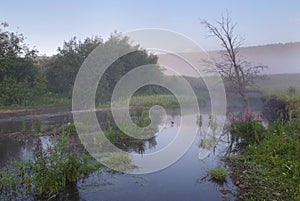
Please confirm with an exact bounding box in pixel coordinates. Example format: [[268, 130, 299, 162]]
[[0, 22, 47, 106]]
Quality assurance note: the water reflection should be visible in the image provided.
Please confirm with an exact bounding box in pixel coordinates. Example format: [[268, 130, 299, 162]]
[[0, 136, 34, 169], [197, 114, 229, 160], [0, 106, 238, 201]]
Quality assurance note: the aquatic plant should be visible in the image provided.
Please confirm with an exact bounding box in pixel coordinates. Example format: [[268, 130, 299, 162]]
[[196, 114, 203, 127], [230, 108, 265, 146], [210, 167, 228, 183], [208, 114, 218, 133], [0, 131, 101, 200], [101, 152, 134, 173]]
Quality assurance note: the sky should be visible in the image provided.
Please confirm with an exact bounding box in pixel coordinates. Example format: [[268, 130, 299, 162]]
[[1, 0, 300, 56]]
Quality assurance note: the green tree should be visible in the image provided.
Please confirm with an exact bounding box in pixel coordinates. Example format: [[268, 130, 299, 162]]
[[0, 22, 46, 106], [45, 32, 164, 103], [96, 33, 162, 104], [46, 36, 103, 95]]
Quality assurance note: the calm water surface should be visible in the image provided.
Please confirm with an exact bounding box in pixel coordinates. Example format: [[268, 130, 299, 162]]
[[0, 106, 238, 201]]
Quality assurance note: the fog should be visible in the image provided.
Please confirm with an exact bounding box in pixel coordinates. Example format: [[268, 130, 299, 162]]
[[158, 42, 300, 76]]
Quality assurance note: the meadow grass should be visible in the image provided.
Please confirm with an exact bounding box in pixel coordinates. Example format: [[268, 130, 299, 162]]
[[98, 94, 206, 108]]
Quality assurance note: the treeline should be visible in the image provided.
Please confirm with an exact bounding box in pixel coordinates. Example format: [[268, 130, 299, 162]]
[[0, 23, 166, 107]]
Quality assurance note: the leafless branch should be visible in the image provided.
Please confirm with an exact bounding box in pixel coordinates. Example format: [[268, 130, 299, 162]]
[[201, 13, 267, 107]]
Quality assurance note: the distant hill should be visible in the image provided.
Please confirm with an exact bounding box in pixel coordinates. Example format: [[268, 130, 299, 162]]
[[158, 42, 300, 75]]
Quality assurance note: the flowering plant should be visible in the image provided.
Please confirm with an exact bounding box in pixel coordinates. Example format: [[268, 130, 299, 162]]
[[0, 124, 101, 200], [230, 107, 265, 146]]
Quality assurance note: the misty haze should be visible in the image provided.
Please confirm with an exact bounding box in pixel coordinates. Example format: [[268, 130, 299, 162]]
[[0, 1, 299, 201]]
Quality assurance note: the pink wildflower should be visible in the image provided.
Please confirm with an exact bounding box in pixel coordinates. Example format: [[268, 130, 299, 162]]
[[240, 114, 243, 121], [257, 113, 261, 121]]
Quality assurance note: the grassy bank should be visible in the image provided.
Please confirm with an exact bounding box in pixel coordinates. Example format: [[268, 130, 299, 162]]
[[1, 94, 205, 111], [227, 120, 300, 200], [98, 94, 206, 108], [0, 93, 70, 110]]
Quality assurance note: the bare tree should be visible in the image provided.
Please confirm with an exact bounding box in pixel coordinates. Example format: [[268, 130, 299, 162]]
[[201, 13, 267, 108]]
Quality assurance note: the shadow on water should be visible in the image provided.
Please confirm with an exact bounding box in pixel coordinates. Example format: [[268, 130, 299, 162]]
[[0, 105, 239, 201]]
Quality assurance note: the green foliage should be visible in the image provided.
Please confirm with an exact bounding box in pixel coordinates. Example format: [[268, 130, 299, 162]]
[[230, 108, 265, 146], [130, 94, 178, 106], [0, 23, 207, 108], [98, 94, 205, 109], [129, 94, 205, 107], [95, 38, 160, 104], [45, 36, 102, 96], [59, 122, 77, 135], [228, 121, 300, 200], [44, 32, 161, 102], [0, 131, 101, 200], [210, 168, 228, 183], [0, 22, 47, 106]]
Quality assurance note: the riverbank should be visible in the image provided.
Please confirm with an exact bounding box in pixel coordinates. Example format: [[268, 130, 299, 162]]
[[226, 120, 300, 200], [0, 94, 205, 112]]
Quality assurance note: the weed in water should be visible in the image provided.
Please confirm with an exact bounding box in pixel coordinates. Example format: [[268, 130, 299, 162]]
[[210, 167, 228, 183]]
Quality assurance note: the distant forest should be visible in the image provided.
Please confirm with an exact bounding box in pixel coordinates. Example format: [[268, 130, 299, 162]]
[[1, 22, 299, 107]]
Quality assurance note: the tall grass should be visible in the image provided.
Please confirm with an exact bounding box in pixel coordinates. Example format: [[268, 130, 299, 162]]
[[98, 94, 206, 108]]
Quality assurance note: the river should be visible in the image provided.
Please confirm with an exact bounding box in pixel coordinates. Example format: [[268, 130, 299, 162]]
[[0, 105, 238, 201]]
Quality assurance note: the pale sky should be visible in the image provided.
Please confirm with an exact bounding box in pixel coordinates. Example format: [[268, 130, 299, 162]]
[[1, 0, 299, 55]]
